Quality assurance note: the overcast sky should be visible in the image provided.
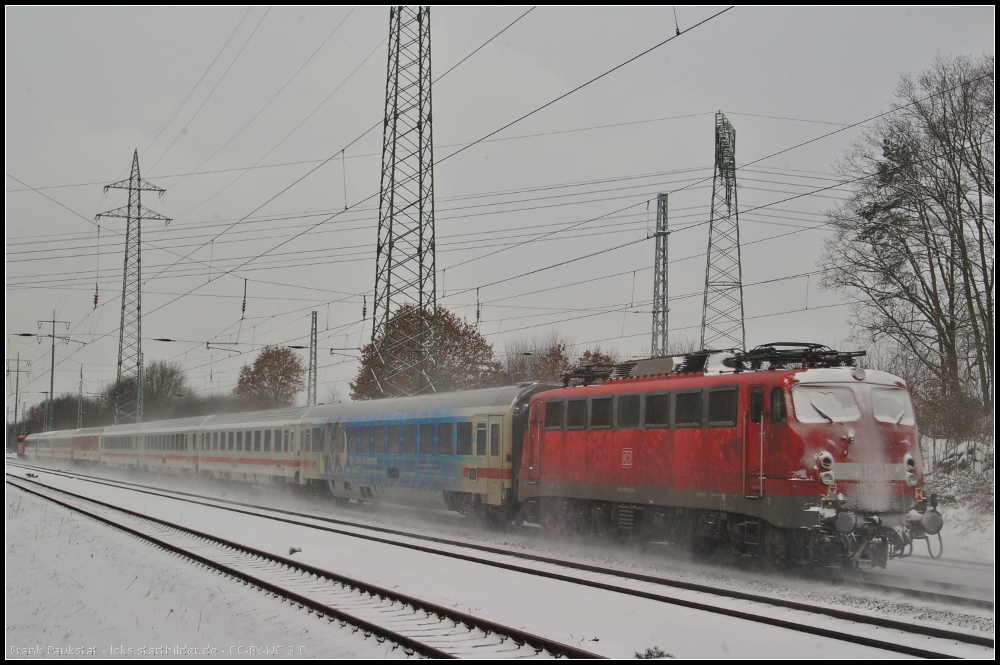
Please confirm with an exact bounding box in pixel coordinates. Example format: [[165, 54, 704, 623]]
[[5, 6, 994, 411]]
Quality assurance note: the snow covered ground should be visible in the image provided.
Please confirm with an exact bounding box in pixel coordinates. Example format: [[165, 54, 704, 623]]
[[6, 464, 995, 658], [5, 486, 406, 659]]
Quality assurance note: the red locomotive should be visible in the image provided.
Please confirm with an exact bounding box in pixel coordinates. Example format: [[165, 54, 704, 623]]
[[518, 344, 943, 567]]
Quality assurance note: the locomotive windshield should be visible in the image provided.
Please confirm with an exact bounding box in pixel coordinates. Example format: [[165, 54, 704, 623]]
[[791, 385, 861, 423], [871, 387, 916, 425]]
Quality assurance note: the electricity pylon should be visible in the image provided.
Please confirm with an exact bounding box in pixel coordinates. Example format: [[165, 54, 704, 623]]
[[97, 150, 170, 423], [370, 6, 437, 397], [651, 194, 669, 357], [307, 311, 317, 406], [700, 112, 746, 351]]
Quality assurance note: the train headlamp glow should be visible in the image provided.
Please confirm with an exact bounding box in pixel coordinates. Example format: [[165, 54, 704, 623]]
[[906, 472, 918, 487], [820, 471, 835, 486], [903, 453, 916, 471], [818, 451, 834, 470]]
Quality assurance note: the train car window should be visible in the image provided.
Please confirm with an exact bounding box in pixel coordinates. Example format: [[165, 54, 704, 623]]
[[419, 424, 434, 455], [335, 423, 346, 453], [402, 424, 417, 454], [771, 387, 787, 424], [347, 427, 359, 453], [388, 425, 401, 454], [213, 432, 219, 450], [238, 431, 244, 451], [312, 427, 322, 452], [644, 394, 670, 427], [264, 430, 272, 452], [245, 431, 252, 452], [274, 430, 282, 451], [373, 426, 386, 453], [490, 423, 501, 456], [674, 391, 703, 428], [439, 422, 454, 455], [544, 400, 563, 429], [617, 394, 641, 428], [255, 430, 262, 452], [476, 422, 487, 455], [707, 387, 739, 427], [566, 400, 587, 429], [590, 397, 613, 429], [750, 389, 764, 424], [358, 426, 371, 454], [284, 430, 290, 452], [229, 432, 235, 451], [456, 422, 472, 455]]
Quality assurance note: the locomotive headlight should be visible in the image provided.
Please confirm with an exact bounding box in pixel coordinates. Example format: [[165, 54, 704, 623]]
[[903, 453, 916, 471], [820, 471, 836, 486], [906, 472, 918, 487], [818, 451, 834, 470]]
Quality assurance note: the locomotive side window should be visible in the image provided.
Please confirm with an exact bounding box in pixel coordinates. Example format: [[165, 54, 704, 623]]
[[490, 423, 501, 456], [403, 424, 417, 454], [456, 422, 472, 455], [373, 425, 387, 454], [544, 400, 563, 429], [750, 389, 764, 424], [438, 422, 454, 455], [770, 387, 787, 424], [674, 391, 703, 428], [644, 393, 670, 427], [420, 424, 434, 455], [707, 387, 738, 427], [476, 422, 487, 455], [590, 397, 613, 429], [617, 394, 640, 428], [566, 400, 587, 429], [388, 425, 401, 454], [347, 427, 359, 453]]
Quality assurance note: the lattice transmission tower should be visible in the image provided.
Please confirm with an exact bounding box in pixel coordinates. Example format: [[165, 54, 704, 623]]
[[307, 311, 317, 406], [699, 112, 745, 351], [651, 194, 670, 357], [370, 6, 437, 397], [97, 150, 170, 424]]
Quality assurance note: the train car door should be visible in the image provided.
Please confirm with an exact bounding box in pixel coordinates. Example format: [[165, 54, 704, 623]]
[[744, 386, 769, 498], [486, 415, 504, 505]]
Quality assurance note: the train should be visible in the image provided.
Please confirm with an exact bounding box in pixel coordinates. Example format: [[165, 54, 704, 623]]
[[20, 343, 944, 568]]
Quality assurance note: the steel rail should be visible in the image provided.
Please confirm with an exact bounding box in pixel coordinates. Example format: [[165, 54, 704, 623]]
[[6, 477, 601, 660]]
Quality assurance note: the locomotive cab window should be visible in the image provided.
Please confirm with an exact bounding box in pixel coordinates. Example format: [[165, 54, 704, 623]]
[[617, 394, 640, 428], [674, 391, 703, 428], [590, 397, 612, 429], [707, 387, 738, 427], [644, 393, 670, 427], [544, 400, 563, 429], [750, 389, 764, 424], [566, 399, 587, 429], [770, 387, 787, 424]]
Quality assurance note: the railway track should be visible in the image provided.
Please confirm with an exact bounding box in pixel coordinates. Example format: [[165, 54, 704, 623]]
[[11, 461, 992, 611], [8, 465, 993, 658], [6, 477, 599, 659]]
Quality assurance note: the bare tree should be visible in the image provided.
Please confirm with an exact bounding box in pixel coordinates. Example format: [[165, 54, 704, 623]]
[[822, 53, 994, 457]]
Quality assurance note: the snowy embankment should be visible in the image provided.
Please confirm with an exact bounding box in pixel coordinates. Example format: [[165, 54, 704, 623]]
[[5, 486, 400, 659]]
